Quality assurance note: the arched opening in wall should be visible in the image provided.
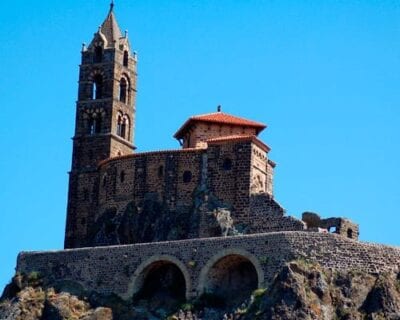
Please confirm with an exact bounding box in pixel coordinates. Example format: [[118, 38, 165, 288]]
[[183, 171, 192, 183], [347, 228, 353, 239], [202, 254, 258, 307], [123, 50, 129, 67], [87, 118, 95, 135], [119, 78, 127, 103], [120, 170, 125, 183], [133, 261, 186, 309], [94, 115, 102, 134], [158, 165, 164, 178], [222, 158, 232, 171], [94, 46, 103, 63], [122, 115, 129, 140], [116, 113, 123, 137], [92, 74, 103, 99]]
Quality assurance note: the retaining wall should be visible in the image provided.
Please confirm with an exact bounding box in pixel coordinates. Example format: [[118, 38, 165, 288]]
[[17, 232, 400, 300]]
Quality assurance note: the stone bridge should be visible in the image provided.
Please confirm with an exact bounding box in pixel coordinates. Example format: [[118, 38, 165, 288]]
[[17, 232, 400, 302]]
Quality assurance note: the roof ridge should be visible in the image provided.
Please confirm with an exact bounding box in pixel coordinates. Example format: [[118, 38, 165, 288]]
[[191, 111, 222, 118]]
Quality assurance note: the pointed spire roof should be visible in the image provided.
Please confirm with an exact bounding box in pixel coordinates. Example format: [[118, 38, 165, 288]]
[[99, 3, 122, 48]]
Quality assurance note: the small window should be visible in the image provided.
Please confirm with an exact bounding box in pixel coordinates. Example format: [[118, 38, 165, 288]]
[[183, 171, 192, 183], [121, 118, 127, 138], [120, 171, 125, 183], [116, 113, 123, 137], [223, 158, 232, 171], [88, 118, 95, 135], [92, 74, 103, 99], [81, 218, 86, 226], [94, 46, 103, 63], [328, 226, 337, 233], [88, 150, 94, 160], [123, 50, 129, 67], [347, 228, 353, 239], [158, 165, 164, 178], [95, 116, 102, 134], [119, 78, 127, 103]]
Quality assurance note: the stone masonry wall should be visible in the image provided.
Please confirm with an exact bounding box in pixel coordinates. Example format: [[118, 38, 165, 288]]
[[183, 122, 257, 149], [17, 232, 400, 300], [68, 138, 310, 248]]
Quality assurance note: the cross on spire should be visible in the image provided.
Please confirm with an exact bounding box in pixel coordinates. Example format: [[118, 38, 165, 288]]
[[110, 0, 114, 11]]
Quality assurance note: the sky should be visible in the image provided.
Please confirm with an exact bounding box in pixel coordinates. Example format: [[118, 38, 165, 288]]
[[0, 0, 399, 290]]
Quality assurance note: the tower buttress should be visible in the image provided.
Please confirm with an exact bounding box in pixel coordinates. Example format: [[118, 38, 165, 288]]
[[64, 4, 137, 248]]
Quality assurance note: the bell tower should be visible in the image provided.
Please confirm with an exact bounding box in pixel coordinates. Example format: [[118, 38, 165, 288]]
[[64, 3, 137, 248]]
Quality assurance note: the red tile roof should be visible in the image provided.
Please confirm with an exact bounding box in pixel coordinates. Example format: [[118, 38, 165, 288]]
[[207, 134, 271, 153], [174, 112, 267, 139]]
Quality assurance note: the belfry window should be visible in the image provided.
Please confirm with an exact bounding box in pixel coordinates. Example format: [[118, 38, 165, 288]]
[[87, 115, 101, 135], [94, 46, 103, 63], [94, 115, 102, 134], [116, 113, 123, 137], [117, 113, 130, 140], [123, 50, 129, 67], [92, 74, 103, 99], [119, 78, 127, 103], [88, 118, 95, 135], [121, 116, 128, 138]]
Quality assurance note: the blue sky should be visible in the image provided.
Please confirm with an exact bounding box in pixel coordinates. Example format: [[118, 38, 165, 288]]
[[0, 0, 399, 289]]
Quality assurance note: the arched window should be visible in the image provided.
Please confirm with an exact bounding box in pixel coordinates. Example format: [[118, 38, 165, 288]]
[[87, 114, 101, 135], [223, 158, 233, 171], [92, 74, 103, 99], [94, 46, 103, 63], [125, 115, 131, 140], [158, 165, 164, 178], [119, 78, 127, 103], [123, 50, 129, 67], [116, 113, 130, 140], [94, 115, 102, 134], [116, 113, 123, 137], [347, 228, 353, 239], [183, 171, 192, 183], [121, 116, 127, 138], [120, 171, 125, 183], [88, 118, 95, 135]]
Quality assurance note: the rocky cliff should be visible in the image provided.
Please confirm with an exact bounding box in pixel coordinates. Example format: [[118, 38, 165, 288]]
[[1, 260, 400, 320]]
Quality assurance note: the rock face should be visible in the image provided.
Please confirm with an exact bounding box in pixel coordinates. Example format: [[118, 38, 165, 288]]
[[1, 262, 400, 320]]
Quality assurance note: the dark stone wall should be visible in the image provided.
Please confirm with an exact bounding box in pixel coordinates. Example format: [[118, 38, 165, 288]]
[[17, 232, 400, 300], [68, 137, 300, 248]]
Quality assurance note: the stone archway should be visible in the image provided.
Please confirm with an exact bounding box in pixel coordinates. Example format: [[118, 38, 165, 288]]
[[198, 249, 264, 307], [125, 255, 191, 302]]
